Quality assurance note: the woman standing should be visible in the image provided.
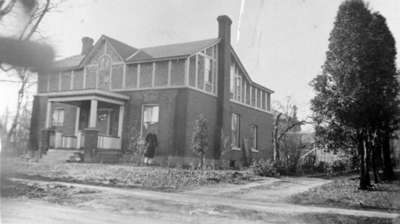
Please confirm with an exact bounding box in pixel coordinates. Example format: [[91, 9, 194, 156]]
[[144, 131, 158, 165]]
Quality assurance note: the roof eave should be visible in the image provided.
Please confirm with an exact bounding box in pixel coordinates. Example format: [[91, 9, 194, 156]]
[[126, 55, 189, 64], [230, 46, 274, 94]]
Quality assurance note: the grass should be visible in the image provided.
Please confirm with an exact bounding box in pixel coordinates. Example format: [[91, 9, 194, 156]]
[[290, 175, 400, 212], [1, 178, 99, 204], [1, 158, 258, 192]]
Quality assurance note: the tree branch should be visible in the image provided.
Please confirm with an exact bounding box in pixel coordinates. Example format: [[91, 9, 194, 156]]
[[0, 0, 17, 17], [277, 120, 308, 141], [19, 0, 51, 41]]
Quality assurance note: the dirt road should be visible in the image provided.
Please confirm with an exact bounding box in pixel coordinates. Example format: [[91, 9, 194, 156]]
[[2, 177, 399, 224]]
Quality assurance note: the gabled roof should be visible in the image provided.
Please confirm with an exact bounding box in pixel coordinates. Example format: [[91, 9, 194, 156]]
[[50, 37, 219, 70], [126, 38, 219, 62], [51, 55, 85, 71], [103, 35, 138, 60], [230, 46, 274, 93]]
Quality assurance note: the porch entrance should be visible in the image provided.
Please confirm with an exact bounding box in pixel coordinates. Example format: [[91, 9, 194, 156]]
[[44, 90, 128, 152]]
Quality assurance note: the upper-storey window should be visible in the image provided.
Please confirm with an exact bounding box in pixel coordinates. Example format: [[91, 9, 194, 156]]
[[204, 57, 214, 92], [98, 55, 112, 89], [230, 63, 242, 101]]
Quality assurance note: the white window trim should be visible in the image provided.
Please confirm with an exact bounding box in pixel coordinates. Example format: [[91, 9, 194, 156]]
[[140, 104, 160, 137]]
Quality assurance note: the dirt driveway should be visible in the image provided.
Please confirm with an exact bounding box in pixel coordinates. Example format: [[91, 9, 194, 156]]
[[2, 177, 399, 224]]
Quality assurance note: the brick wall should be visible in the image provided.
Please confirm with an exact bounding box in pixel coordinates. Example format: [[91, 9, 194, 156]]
[[184, 89, 218, 159], [227, 102, 274, 161], [120, 89, 180, 157]]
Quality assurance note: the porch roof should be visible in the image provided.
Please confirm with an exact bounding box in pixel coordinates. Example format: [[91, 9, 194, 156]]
[[38, 89, 129, 105]]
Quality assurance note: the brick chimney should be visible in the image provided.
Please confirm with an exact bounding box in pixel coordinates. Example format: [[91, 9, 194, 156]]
[[215, 15, 232, 159], [81, 37, 94, 55]]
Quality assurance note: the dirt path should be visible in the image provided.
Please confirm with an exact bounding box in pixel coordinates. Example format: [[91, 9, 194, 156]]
[[3, 198, 276, 224], [185, 176, 332, 202], [7, 177, 400, 221]]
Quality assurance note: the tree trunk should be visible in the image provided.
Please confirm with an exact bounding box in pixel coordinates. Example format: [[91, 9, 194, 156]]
[[382, 132, 394, 180], [358, 132, 370, 190], [273, 113, 282, 161], [200, 153, 205, 170], [372, 148, 380, 184], [7, 79, 26, 147], [368, 131, 380, 184]]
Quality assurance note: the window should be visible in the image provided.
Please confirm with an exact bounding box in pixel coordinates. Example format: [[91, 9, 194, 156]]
[[235, 75, 242, 102], [231, 113, 240, 149], [142, 105, 159, 136], [52, 108, 64, 127], [230, 65, 235, 99], [267, 93, 271, 111], [250, 125, 258, 150], [261, 91, 266, 110], [230, 63, 242, 101], [98, 55, 112, 89], [204, 57, 214, 92]]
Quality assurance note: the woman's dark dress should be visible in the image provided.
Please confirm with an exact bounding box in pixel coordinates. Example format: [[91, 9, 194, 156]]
[[144, 133, 158, 158]]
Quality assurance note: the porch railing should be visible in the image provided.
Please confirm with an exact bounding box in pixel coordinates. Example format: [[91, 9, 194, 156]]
[[97, 135, 121, 149]]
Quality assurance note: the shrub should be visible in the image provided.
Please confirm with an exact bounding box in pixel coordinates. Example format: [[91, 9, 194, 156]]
[[251, 159, 279, 177], [192, 114, 208, 169], [331, 160, 347, 173], [315, 161, 330, 173]]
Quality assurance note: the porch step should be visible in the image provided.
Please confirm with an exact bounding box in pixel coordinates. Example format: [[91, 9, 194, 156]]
[[40, 149, 80, 164]]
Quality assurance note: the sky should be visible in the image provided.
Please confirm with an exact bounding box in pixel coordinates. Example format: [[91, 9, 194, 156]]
[[1, 0, 400, 131]]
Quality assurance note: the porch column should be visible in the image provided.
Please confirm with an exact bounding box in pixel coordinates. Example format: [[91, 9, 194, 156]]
[[89, 99, 98, 128], [118, 105, 124, 137], [45, 100, 52, 128]]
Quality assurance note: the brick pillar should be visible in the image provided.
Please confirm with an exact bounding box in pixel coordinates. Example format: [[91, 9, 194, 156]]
[[83, 128, 98, 162], [215, 15, 232, 160], [40, 129, 53, 155]]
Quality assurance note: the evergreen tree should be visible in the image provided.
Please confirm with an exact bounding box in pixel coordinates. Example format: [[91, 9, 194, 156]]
[[368, 13, 399, 180], [192, 114, 209, 169], [311, 0, 399, 189]]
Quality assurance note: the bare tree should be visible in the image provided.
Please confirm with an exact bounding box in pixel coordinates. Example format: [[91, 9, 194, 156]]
[[0, 0, 59, 148], [272, 97, 308, 161]]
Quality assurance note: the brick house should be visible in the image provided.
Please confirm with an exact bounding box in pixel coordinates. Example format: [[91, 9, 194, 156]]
[[30, 15, 274, 166]]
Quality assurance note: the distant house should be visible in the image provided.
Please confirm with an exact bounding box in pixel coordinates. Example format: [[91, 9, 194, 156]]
[[30, 15, 274, 165]]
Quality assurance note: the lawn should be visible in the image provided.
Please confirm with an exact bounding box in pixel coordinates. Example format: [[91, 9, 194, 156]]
[[1, 158, 258, 192], [290, 175, 400, 212]]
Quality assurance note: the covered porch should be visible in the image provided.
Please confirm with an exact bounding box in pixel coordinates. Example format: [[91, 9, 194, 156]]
[[42, 90, 128, 158]]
